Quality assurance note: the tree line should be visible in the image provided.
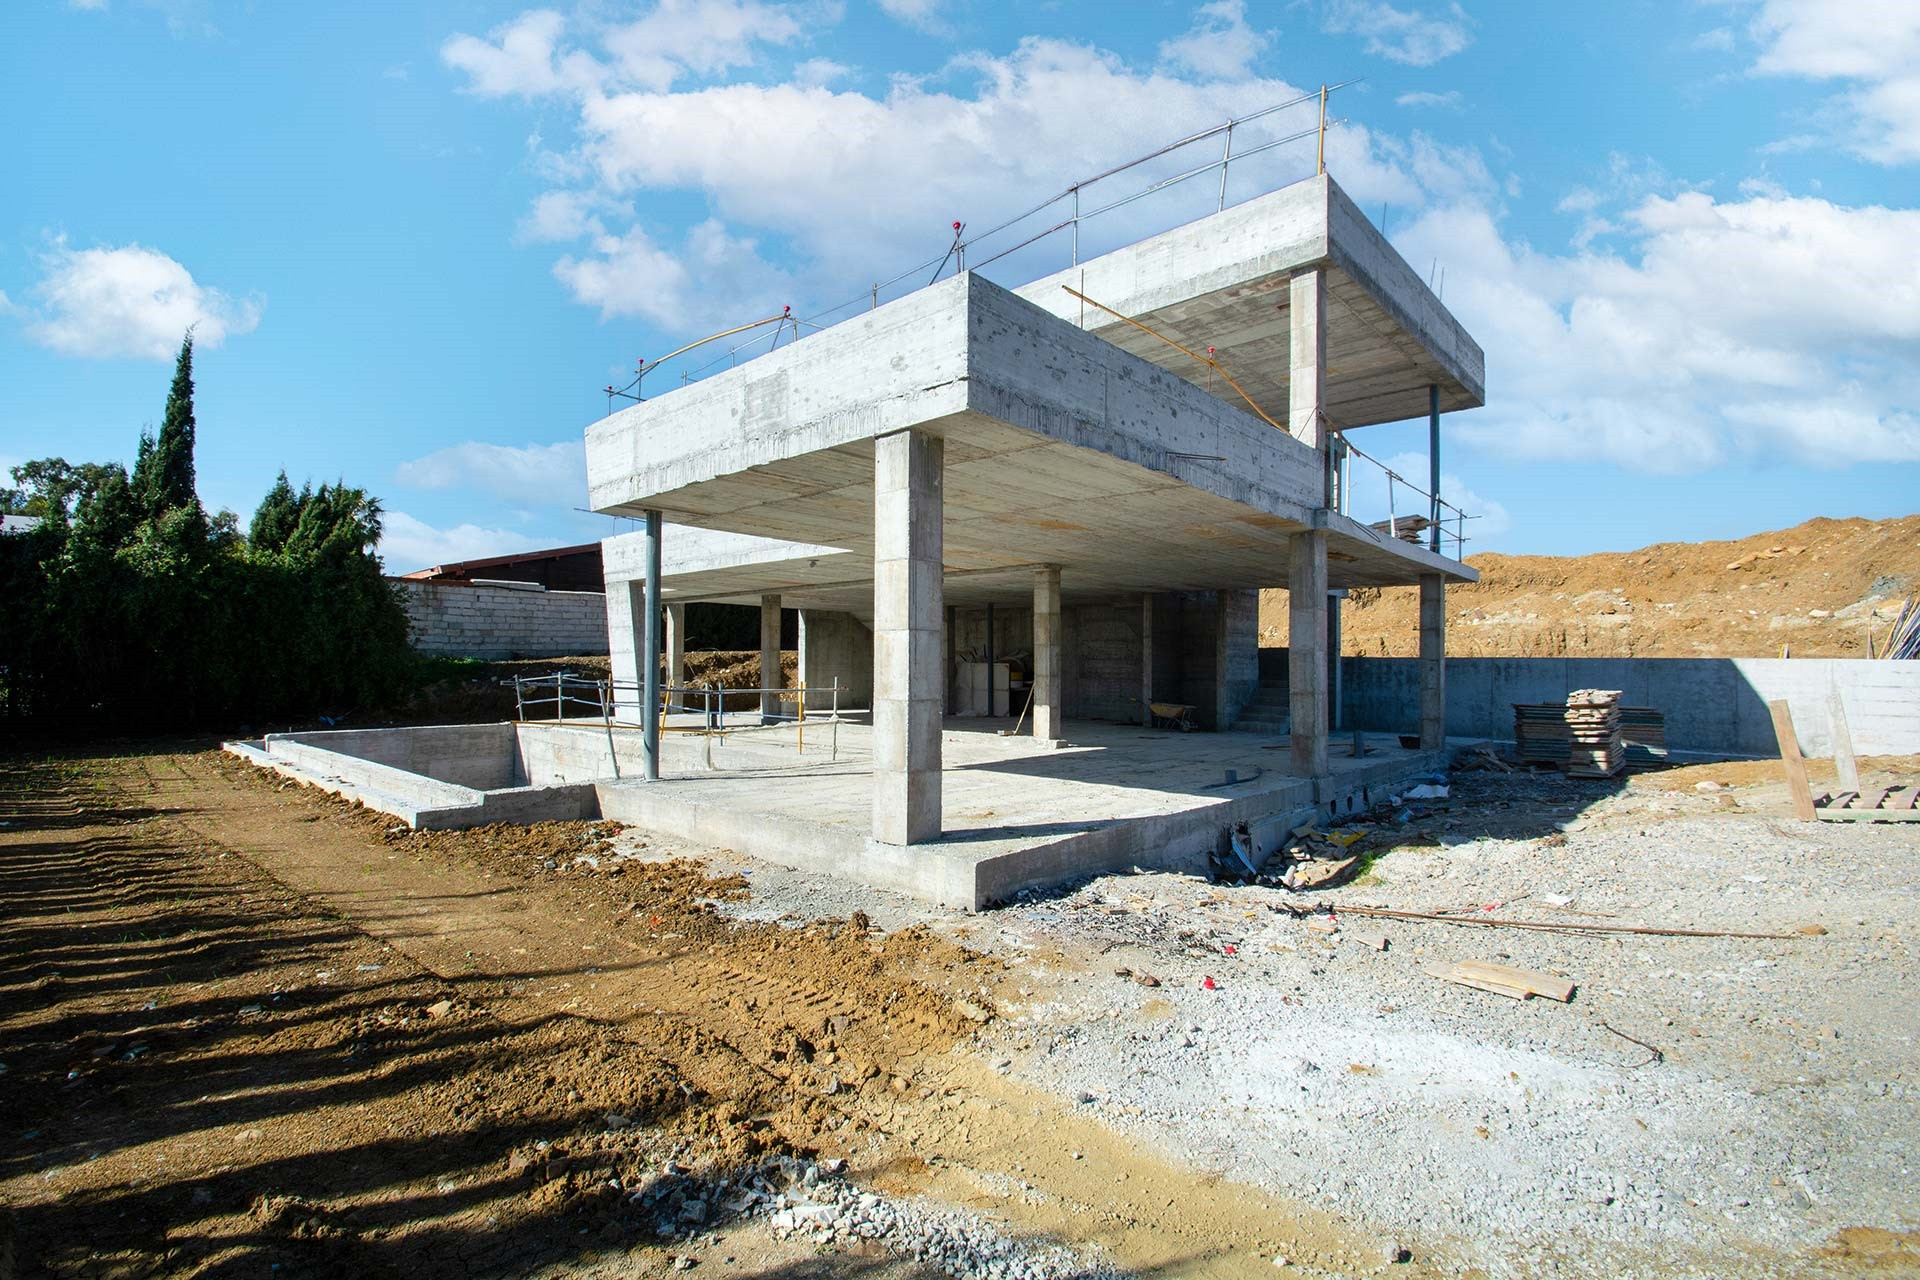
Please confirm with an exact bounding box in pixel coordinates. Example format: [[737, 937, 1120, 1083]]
[[0, 335, 414, 730]]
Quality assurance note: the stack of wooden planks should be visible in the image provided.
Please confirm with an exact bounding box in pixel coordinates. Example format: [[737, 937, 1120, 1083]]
[[1513, 689, 1628, 777], [1620, 706, 1668, 771]]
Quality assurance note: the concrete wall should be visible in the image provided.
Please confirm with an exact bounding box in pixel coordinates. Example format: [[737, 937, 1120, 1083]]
[[266, 722, 521, 788], [1339, 655, 1920, 757], [798, 610, 874, 711], [399, 579, 608, 660], [1066, 599, 1144, 723]]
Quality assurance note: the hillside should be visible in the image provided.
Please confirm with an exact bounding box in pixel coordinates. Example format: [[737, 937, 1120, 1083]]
[[1258, 514, 1920, 659]]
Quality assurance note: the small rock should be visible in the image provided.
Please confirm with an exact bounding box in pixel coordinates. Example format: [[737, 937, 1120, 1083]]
[[954, 1000, 993, 1022], [1382, 1242, 1411, 1264], [1271, 1256, 1289, 1269], [1693, 781, 1723, 793], [425, 1000, 454, 1019]]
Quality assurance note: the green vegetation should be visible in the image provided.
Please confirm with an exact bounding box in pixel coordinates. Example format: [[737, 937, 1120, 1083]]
[[0, 335, 414, 729]]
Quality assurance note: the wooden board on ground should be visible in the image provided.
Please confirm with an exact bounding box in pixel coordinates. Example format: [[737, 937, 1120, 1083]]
[[1424, 960, 1575, 1002]]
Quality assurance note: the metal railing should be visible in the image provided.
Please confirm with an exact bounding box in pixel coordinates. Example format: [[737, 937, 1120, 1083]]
[[511, 672, 858, 769], [602, 84, 1355, 410], [1335, 435, 1475, 560]]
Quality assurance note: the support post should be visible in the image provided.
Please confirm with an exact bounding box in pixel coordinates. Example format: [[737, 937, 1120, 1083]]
[[1289, 533, 1329, 776], [1419, 573, 1446, 751], [759, 593, 782, 724], [1213, 591, 1233, 732], [642, 510, 662, 781], [664, 602, 686, 712], [1140, 593, 1155, 727], [872, 430, 943, 845], [1328, 588, 1343, 732], [1032, 566, 1063, 744], [1429, 384, 1442, 554], [1289, 267, 1330, 494]]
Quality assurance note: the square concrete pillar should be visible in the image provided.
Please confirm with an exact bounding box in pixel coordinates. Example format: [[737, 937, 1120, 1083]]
[[665, 602, 686, 703], [1032, 566, 1063, 744], [1289, 532, 1329, 777], [1419, 573, 1447, 751], [604, 579, 644, 723], [1139, 593, 1155, 727], [872, 429, 943, 845], [1213, 590, 1234, 732], [759, 593, 782, 723], [1289, 267, 1328, 458]]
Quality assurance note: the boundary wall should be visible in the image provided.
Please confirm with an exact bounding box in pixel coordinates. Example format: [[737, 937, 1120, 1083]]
[[397, 579, 609, 660]]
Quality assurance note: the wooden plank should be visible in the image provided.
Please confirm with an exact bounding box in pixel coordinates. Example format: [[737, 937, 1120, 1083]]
[[1452, 960, 1576, 1003], [1830, 688, 1861, 794], [1816, 807, 1920, 823], [1769, 699, 1818, 821], [1423, 964, 1529, 1000], [1864, 787, 1894, 812]]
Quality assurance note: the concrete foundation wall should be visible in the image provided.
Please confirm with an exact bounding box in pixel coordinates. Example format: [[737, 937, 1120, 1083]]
[[267, 722, 521, 789], [1339, 655, 1920, 757], [399, 579, 608, 660]]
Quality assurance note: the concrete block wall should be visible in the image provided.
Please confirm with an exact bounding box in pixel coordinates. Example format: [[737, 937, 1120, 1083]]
[[1338, 655, 1920, 757], [398, 579, 609, 660], [799, 610, 874, 711], [1066, 599, 1145, 722]]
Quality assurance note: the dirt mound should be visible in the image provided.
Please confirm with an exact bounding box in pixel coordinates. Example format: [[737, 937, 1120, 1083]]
[[1259, 513, 1920, 658]]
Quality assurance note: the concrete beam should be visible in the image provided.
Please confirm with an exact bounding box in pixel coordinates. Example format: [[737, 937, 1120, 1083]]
[[759, 593, 783, 723], [1033, 566, 1063, 744], [872, 430, 943, 845], [1290, 532, 1329, 776], [1419, 573, 1446, 751]]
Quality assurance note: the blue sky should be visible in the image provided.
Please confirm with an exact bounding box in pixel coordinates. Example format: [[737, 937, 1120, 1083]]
[[3, 0, 1916, 572]]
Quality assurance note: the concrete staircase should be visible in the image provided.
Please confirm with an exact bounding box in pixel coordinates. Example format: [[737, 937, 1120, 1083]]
[[1232, 680, 1291, 735]]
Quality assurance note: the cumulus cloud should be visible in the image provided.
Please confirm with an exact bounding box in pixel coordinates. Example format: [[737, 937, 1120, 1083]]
[[1745, 0, 1920, 164], [1395, 89, 1461, 110], [378, 511, 548, 575], [1158, 0, 1271, 80], [876, 0, 945, 34], [395, 440, 588, 507], [1322, 1, 1472, 66], [553, 219, 795, 330], [22, 241, 261, 360], [1392, 189, 1920, 471]]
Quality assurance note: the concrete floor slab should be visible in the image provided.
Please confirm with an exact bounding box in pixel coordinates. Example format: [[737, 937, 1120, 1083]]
[[587, 716, 1451, 909]]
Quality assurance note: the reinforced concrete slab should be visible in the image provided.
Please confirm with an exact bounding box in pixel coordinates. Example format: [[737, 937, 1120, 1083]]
[[588, 716, 1452, 910], [587, 271, 1473, 601]]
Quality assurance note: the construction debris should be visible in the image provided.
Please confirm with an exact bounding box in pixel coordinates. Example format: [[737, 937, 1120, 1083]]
[[1423, 960, 1575, 1002]]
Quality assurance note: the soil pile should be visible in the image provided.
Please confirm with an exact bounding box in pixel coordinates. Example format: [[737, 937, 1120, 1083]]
[[1259, 513, 1919, 658]]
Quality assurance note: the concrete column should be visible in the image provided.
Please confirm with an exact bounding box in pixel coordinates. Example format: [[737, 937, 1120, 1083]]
[[872, 429, 943, 845], [1327, 590, 1344, 732], [1429, 383, 1442, 554], [1419, 573, 1446, 750], [1289, 532, 1329, 776], [605, 579, 644, 723], [1290, 268, 1329, 479], [1032, 566, 1063, 744], [1213, 591, 1234, 732], [664, 602, 686, 705], [759, 594, 782, 724], [1140, 593, 1155, 726], [642, 511, 662, 781]]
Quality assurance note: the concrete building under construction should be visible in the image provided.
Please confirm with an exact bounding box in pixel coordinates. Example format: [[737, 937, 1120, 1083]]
[[581, 171, 1483, 904]]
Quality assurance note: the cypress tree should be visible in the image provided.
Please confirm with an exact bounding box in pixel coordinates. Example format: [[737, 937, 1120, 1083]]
[[133, 332, 202, 522]]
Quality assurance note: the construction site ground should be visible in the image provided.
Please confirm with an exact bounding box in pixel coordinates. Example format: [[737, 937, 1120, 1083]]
[[1260, 514, 1920, 659], [4, 746, 1918, 1280]]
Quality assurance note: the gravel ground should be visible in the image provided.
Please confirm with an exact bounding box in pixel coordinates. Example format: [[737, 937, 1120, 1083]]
[[672, 764, 1920, 1278]]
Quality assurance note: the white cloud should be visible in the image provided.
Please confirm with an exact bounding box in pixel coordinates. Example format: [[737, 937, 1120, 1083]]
[[876, 0, 944, 33], [1746, 0, 1920, 164], [442, 9, 603, 98], [378, 511, 547, 575], [553, 218, 795, 330], [395, 440, 588, 507], [1395, 89, 1461, 109], [1343, 451, 1511, 549], [1393, 190, 1920, 472], [22, 242, 261, 360], [1158, 0, 1271, 80], [0, 290, 17, 317], [794, 57, 851, 88], [1322, 1, 1472, 66], [517, 189, 619, 243]]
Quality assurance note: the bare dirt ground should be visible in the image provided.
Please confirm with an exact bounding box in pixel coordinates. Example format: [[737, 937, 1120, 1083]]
[[1258, 514, 1919, 658], [4, 746, 1917, 1279]]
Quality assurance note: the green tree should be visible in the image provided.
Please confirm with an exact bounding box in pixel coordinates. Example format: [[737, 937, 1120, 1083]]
[[130, 333, 204, 527]]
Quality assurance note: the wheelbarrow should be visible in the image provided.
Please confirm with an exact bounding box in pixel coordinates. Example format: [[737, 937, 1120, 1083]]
[[1147, 700, 1198, 732]]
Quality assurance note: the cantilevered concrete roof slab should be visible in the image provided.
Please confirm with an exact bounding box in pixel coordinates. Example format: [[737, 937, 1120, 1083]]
[[1014, 173, 1484, 429], [588, 270, 1472, 604]]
